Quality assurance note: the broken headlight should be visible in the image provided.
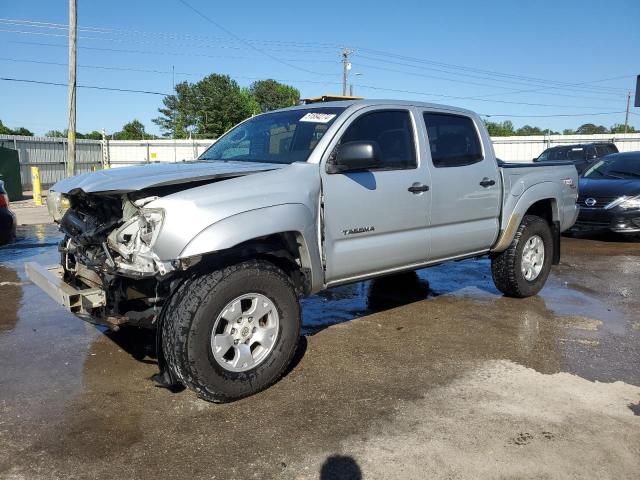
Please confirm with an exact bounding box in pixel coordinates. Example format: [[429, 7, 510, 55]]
[[109, 207, 164, 258], [47, 191, 71, 222], [138, 208, 164, 247]]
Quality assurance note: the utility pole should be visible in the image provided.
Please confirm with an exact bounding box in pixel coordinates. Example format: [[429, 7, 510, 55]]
[[341, 48, 354, 96], [66, 0, 77, 177], [624, 90, 631, 134]]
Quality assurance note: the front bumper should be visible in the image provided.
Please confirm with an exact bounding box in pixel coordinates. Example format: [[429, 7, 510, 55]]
[[573, 207, 640, 233], [25, 262, 108, 320]]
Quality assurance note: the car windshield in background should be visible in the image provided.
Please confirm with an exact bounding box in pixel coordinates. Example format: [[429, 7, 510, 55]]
[[199, 107, 345, 164], [584, 155, 640, 179], [538, 146, 585, 161]]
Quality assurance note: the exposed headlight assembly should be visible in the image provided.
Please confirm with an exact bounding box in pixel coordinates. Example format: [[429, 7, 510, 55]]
[[47, 191, 71, 221], [138, 208, 164, 246], [108, 208, 165, 261]]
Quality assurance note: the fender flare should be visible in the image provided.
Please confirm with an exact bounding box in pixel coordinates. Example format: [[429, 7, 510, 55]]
[[492, 182, 561, 252], [179, 203, 323, 292]]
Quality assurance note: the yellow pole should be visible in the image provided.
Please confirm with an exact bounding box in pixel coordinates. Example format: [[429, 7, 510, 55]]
[[31, 166, 43, 206]]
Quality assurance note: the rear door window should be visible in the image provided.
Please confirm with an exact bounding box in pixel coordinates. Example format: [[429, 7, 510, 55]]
[[422, 113, 483, 167]]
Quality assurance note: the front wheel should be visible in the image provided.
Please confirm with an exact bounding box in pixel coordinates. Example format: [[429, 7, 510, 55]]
[[161, 260, 301, 403], [491, 215, 553, 298]]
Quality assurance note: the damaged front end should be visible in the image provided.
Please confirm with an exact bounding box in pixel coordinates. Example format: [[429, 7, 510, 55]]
[[34, 189, 184, 330]]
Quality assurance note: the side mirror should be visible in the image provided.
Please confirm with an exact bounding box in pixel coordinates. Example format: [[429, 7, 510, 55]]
[[326, 141, 381, 174]]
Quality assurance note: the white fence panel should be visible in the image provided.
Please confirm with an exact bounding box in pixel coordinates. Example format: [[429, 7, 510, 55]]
[[107, 139, 214, 167], [492, 133, 640, 162], [0, 134, 102, 189], [2, 133, 639, 191]]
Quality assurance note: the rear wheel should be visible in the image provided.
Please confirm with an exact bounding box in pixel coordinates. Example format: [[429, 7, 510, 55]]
[[491, 215, 553, 298], [162, 259, 300, 403]]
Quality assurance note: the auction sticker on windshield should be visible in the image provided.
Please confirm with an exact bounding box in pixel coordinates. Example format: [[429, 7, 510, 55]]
[[300, 112, 337, 123]]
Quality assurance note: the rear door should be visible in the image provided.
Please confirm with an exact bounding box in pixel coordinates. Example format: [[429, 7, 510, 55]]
[[321, 107, 431, 283], [421, 111, 501, 260]]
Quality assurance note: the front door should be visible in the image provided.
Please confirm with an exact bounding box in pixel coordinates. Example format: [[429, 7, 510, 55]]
[[321, 108, 431, 284]]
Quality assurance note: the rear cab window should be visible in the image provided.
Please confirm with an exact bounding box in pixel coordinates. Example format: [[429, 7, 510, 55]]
[[422, 112, 483, 167]]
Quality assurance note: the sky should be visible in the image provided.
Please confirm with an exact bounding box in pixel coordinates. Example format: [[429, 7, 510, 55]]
[[1, 0, 639, 136]]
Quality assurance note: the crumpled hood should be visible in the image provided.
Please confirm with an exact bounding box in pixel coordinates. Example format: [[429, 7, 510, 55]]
[[51, 160, 285, 194]]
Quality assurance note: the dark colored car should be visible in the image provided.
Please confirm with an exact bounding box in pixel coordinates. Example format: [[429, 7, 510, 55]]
[[0, 180, 16, 245], [574, 151, 640, 234], [534, 142, 618, 174]]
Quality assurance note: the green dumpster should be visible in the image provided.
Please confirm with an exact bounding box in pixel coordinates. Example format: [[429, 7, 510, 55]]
[[0, 146, 23, 201]]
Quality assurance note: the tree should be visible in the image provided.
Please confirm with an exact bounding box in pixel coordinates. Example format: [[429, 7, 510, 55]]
[[154, 74, 254, 138], [484, 120, 514, 136], [113, 120, 148, 140], [45, 129, 66, 138], [249, 79, 300, 113], [11, 127, 33, 136], [562, 128, 575, 135], [576, 123, 608, 134], [0, 120, 33, 136], [45, 129, 103, 139], [0, 120, 14, 135], [80, 131, 103, 140], [610, 123, 637, 134], [515, 125, 545, 136]]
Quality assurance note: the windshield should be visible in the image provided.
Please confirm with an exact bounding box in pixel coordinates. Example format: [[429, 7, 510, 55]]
[[537, 146, 585, 161], [199, 107, 345, 164], [584, 155, 640, 179]]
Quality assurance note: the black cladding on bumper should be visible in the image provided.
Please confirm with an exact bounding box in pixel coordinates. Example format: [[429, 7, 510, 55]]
[[574, 206, 640, 233]]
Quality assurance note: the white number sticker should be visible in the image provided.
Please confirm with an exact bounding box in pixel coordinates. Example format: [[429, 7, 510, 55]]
[[299, 112, 337, 123]]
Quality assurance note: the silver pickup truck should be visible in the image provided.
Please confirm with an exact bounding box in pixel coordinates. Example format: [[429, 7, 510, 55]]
[[26, 99, 579, 402]]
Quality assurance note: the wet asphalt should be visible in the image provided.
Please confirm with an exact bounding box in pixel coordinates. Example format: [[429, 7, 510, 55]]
[[0, 225, 639, 479]]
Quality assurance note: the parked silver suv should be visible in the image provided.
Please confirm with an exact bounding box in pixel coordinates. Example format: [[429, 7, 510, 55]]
[[27, 99, 579, 402]]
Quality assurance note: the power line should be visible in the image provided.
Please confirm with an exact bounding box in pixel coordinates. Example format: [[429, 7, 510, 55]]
[[356, 48, 630, 94], [2, 15, 631, 98], [3, 76, 631, 123], [463, 74, 634, 100], [351, 83, 621, 109], [0, 56, 344, 88], [353, 61, 622, 102], [1, 56, 616, 110], [6, 40, 340, 67], [0, 76, 170, 95], [0, 18, 341, 50], [2, 16, 630, 98], [355, 53, 629, 97], [482, 111, 626, 118], [174, 0, 327, 76], [0, 26, 338, 56]]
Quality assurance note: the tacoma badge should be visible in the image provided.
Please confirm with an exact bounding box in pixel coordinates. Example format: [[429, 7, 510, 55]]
[[342, 226, 375, 236]]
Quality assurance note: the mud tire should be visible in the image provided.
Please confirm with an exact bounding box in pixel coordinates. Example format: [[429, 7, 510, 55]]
[[491, 215, 553, 298], [162, 259, 300, 403]]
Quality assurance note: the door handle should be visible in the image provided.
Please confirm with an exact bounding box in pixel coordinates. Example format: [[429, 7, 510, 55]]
[[408, 183, 429, 194], [479, 178, 496, 187]]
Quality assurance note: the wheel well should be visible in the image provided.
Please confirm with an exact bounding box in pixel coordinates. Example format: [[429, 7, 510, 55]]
[[524, 198, 561, 264], [525, 199, 556, 224], [192, 232, 310, 296]]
